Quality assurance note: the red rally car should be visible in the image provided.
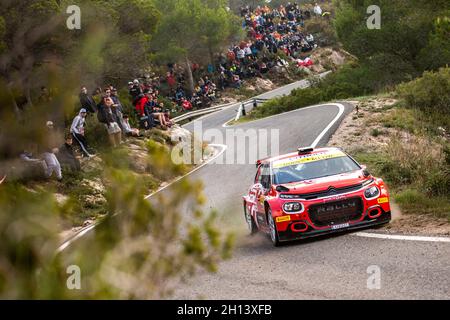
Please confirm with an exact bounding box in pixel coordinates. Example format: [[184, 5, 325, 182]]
[[243, 147, 391, 246]]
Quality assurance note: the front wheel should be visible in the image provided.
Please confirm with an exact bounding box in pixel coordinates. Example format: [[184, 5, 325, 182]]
[[267, 208, 280, 247], [244, 204, 258, 235]]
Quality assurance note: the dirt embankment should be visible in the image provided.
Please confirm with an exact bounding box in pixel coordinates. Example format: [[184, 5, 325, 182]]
[[328, 97, 450, 236]]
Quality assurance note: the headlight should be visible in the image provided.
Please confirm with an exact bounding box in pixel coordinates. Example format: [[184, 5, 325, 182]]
[[282, 202, 303, 213], [364, 186, 380, 199]]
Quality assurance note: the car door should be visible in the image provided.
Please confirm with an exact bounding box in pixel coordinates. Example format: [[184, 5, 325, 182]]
[[256, 164, 272, 228], [248, 165, 264, 227]]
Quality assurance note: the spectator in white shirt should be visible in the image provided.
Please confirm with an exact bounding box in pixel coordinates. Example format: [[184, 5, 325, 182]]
[[70, 108, 92, 157], [313, 3, 322, 16]]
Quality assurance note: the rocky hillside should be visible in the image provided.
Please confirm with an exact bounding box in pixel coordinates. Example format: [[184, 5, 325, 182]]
[[328, 97, 450, 236]]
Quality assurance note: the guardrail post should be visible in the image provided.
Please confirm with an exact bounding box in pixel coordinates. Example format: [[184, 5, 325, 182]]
[[253, 98, 257, 109], [235, 105, 242, 121], [241, 102, 246, 116]]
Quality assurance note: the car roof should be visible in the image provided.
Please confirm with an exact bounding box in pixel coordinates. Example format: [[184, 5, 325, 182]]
[[258, 147, 344, 166]]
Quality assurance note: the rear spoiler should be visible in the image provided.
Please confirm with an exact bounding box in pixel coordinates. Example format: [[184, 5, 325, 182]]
[[298, 147, 314, 155]]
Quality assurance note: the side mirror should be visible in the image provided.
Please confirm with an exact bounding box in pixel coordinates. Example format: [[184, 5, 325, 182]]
[[276, 185, 290, 192], [361, 165, 371, 177]]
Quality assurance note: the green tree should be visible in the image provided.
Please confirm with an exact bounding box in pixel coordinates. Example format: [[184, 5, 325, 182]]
[[152, 0, 242, 93], [419, 15, 450, 71], [0, 0, 63, 113], [333, 0, 450, 88], [199, 4, 243, 64], [0, 0, 161, 114], [0, 1, 234, 297]]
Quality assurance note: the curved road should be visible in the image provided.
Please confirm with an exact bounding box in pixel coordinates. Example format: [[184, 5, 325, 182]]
[[169, 82, 450, 299]]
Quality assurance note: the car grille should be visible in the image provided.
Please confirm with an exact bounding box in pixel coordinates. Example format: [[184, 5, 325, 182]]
[[308, 197, 363, 227], [292, 181, 370, 200]]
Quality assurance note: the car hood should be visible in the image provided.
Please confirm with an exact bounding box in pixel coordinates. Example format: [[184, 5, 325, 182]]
[[278, 170, 370, 194]]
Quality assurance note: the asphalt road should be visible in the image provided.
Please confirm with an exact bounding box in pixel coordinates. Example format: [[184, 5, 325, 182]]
[[169, 82, 450, 299], [60, 79, 449, 299]]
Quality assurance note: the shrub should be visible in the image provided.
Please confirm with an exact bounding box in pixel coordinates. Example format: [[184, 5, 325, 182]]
[[304, 16, 338, 46], [395, 189, 450, 219], [250, 62, 374, 119], [370, 128, 382, 137], [397, 67, 450, 115], [384, 135, 448, 196]]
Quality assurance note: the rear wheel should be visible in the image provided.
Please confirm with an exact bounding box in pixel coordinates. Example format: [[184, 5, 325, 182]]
[[244, 204, 258, 235], [267, 208, 280, 247]]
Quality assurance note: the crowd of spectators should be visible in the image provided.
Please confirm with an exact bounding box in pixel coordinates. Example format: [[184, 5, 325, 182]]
[[126, 2, 324, 114], [213, 2, 320, 89], [14, 2, 326, 182], [17, 83, 150, 181]]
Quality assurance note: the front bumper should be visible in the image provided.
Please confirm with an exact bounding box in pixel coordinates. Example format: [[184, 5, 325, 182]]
[[278, 211, 391, 242]]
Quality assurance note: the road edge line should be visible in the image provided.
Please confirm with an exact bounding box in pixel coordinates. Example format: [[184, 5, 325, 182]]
[[353, 232, 450, 243], [57, 144, 228, 253]]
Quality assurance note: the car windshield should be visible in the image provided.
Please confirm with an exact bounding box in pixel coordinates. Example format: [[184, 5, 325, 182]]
[[273, 154, 361, 184]]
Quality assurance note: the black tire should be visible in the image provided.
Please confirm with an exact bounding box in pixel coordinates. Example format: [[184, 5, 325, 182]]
[[244, 203, 258, 235], [267, 208, 281, 247]]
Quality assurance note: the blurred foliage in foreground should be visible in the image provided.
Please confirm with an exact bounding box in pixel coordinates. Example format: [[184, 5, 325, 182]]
[[0, 1, 235, 299], [0, 147, 234, 298]]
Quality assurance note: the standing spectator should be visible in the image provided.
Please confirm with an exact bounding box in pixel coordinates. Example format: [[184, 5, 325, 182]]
[[111, 88, 125, 130], [98, 97, 122, 147], [70, 108, 92, 157], [92, 87, 103, 105], [313, 3, 322, 16], [129, 80, 143, 105], [79, 86, 97, 113], [104, 87, 111, 98], [110, 88, 123, 111], [57, 134, 81, 172]]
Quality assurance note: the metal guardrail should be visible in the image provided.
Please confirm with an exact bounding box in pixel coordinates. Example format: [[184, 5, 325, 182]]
[[172, 98, 269, 123], [173, 71, 332, 124], [172, 101, 236, 123], [235, 98, 269, 121]]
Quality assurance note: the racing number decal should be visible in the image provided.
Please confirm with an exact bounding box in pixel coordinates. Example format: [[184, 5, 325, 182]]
[[258, 194, 265, 204], [378, 197, 389, 204], [250, 204, 257, 221]]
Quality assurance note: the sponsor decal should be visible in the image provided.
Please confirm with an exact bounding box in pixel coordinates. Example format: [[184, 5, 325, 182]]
[[377, 197, 389, 204], [323, 195, 346, 202], [276, 215, 291, 223], [316, 200, 357, 214], [273, 151, 347, 169]]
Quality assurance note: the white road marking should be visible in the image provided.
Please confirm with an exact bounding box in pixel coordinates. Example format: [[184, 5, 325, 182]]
[[144, 144, 227, 199], [222, 101, 345, 144], [57, 144, 228, 253], [310, 103, 345, 148], [57, 224, 98, 253], [353, 232, 450, 243], [186, 77, 317, 128]]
